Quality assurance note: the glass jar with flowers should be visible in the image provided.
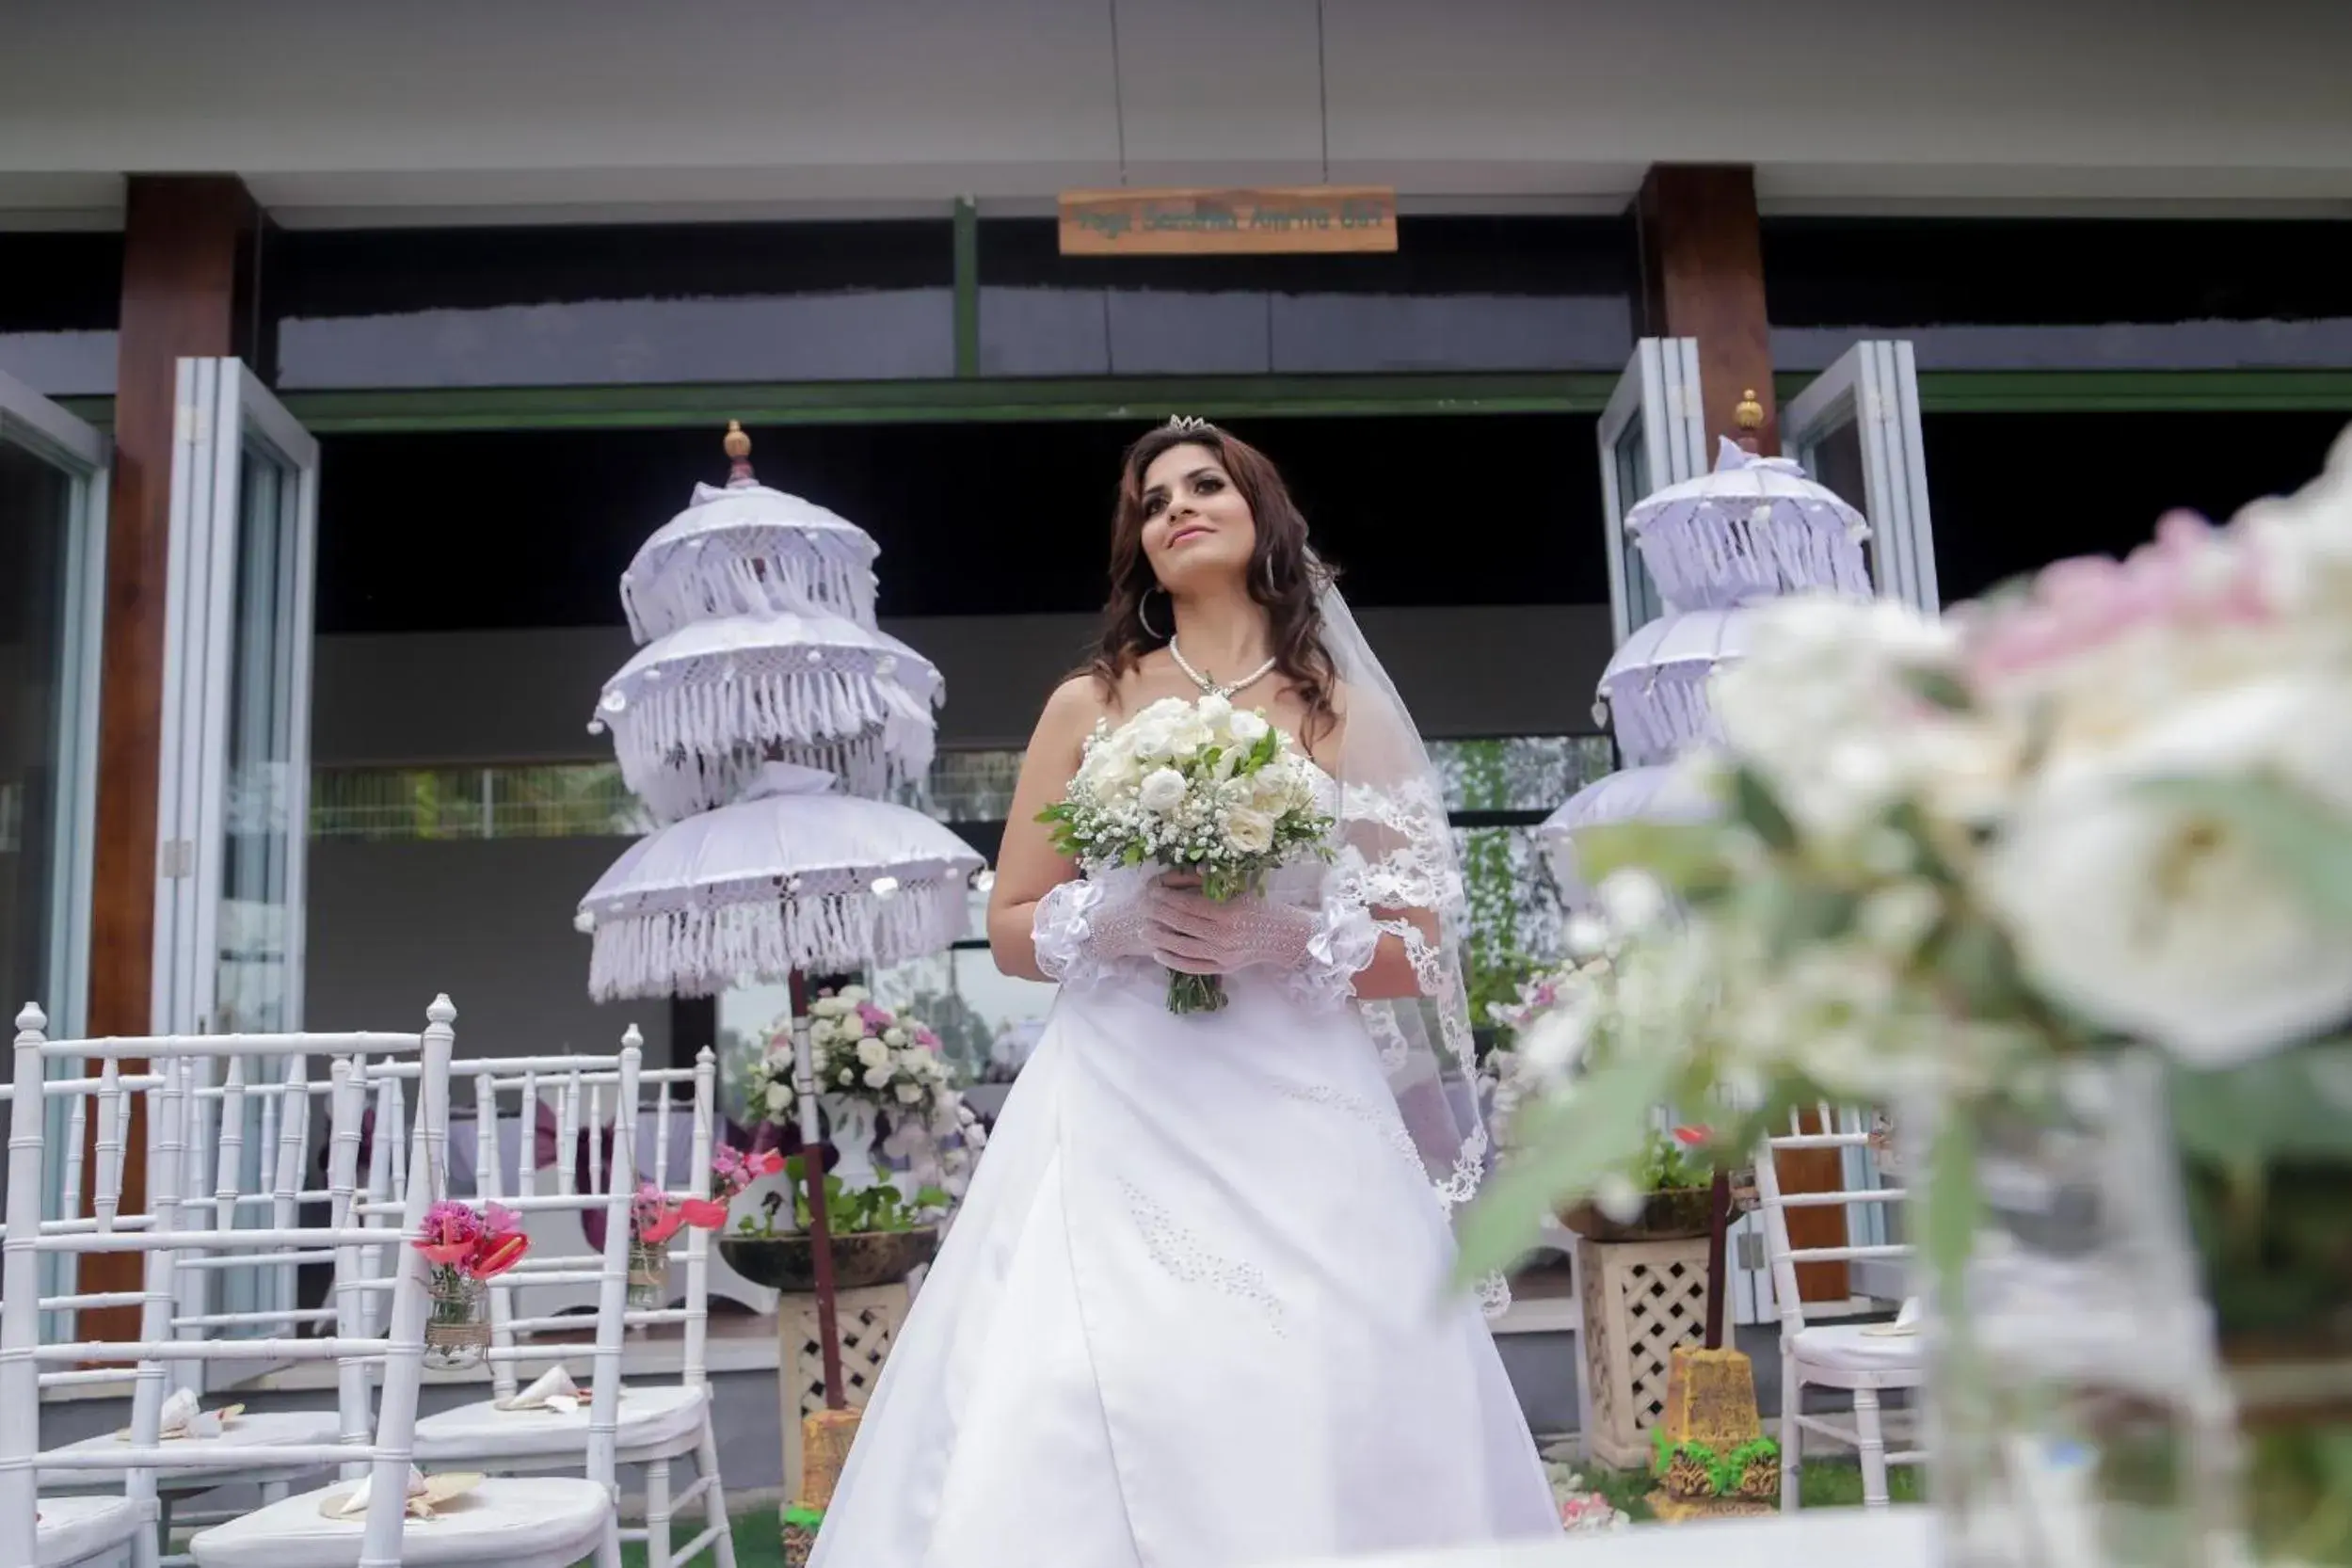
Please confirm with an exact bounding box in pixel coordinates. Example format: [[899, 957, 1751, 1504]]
[[1458, 435, 2352, 1567], [626, 1175, 735, 1311], [415, 1201, 529, 1368]]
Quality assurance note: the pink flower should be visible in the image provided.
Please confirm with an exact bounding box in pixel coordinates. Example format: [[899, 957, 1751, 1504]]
[[914, 1028, 940, 1051], [1964, 510, 2273, 686], [416, 1200, 483, 1266], [856, 1000, 892, 1032]]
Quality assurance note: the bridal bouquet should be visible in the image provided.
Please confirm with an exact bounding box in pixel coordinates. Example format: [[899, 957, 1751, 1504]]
[[1040, 693, 1334, 1014], [1464, 433, 2352, 1564]]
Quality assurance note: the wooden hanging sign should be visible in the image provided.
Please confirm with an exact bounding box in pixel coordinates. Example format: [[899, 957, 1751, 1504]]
[[1058, 185, 1398, 256]]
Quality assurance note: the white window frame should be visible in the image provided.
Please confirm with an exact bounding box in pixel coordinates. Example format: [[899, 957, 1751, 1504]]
[[1595, 338, 1708, 646], [1784, 339, 1941, 615]]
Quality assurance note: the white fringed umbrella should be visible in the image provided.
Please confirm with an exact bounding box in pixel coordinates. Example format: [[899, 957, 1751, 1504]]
[[1537, 763, 1715, 904], [1594, 607, 1758, 766], [579, 765, 983, 1003], [620, 431, 881, 642], [1625, 437, 1872, 611], [594, 612, 942, 822]]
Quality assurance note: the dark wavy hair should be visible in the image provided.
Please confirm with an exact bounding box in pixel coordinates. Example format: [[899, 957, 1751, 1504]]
[[1085, 422, 1339, 744]]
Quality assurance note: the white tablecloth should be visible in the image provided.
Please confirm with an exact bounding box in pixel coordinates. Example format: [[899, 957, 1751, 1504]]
[[1271, 1507, 1934, 1568]]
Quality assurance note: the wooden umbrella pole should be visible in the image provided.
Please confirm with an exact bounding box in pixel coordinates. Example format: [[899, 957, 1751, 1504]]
[[788, 971, 847, 1409], [1703, 1167, 1733, 1351]]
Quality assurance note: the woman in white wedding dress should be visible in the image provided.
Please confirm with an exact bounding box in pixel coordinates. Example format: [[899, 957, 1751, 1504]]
[[809, 420, 1560, 1567]]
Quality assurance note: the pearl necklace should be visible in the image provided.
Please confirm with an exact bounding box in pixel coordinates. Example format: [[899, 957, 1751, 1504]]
[[1169, 637, 1277, 700]]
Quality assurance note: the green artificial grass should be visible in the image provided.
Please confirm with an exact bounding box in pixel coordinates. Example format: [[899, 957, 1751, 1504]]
[[1583, 1458, 1926, 1522], [622, 1472, 1927, 1565], [618, 1516, 788, 1568]]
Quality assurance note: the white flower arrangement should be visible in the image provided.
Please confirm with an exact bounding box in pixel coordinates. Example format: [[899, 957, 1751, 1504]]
[[744, 985, 986, 1194], [1463, 429, 2352, 1308], [1039, 693, 1335, 1012]]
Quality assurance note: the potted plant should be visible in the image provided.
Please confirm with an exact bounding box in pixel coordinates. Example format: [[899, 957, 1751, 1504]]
[[719, 1155, 949, 1292], [1557, 1126, 1717, 1242]]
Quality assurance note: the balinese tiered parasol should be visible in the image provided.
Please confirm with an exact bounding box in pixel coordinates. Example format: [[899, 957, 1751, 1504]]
[[1553, 397, 1877, 1409], [594, 614, 942, 822], [1536, 763, 1713, 905], [579, 424, 978, 1535], [1592, 607, 1758, 767]]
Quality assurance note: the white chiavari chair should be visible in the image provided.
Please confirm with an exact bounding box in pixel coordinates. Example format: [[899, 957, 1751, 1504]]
[[387, 1033, 739, 1568], [1754, 1107, 1927, 1511], [0, 997, 629, 1568], [37, 1049, 354, 1556]]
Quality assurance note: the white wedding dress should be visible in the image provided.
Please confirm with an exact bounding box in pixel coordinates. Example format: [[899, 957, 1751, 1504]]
[[809, 843, 1561, 1567]]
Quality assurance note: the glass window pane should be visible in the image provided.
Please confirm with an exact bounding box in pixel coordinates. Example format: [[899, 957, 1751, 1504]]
[[0, 439, 72, 1043], [272, 221, 956, 389], [1766, 216, 2352, 372], [216, 449, 301, 1034], [1427, 736, 1615, 815], [979, 216, 1636, 376]]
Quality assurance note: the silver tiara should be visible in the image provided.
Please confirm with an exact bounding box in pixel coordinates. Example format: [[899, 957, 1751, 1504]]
[[1162, 415, 1215, 435]]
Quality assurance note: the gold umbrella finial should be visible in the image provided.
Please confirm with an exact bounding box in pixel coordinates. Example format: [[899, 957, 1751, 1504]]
[[724, 420, 756, 487], [1734, 388, 1765, 453]]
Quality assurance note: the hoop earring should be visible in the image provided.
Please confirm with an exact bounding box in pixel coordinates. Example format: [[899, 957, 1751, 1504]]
[[1138, 586, 1172, 641]]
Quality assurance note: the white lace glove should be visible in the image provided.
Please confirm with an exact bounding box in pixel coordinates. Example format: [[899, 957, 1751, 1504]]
[[1145, 887, 1318, 976], [1032, 879, 1157, 987]]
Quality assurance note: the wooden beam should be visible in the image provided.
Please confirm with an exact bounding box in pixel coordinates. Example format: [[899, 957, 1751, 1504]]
[[1636, 165, 1778, 457], [82, 175, 264, 1338]]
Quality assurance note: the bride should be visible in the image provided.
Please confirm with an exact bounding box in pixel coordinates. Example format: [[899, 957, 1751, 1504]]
[[809, 419, 1560, 1566]]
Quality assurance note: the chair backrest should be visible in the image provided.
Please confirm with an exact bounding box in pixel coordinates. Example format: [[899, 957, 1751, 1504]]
[[1752, 1104, 1910, 1337], [369, 1029, 711, 1404], [0, 996, 623, 1568], [161, 1048, 342, 1392]]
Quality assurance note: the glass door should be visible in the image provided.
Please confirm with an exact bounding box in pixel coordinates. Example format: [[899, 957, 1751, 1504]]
[[0, 369, 109, 1320], [152, 359, 320, 1386], [1595, 339, 1708, 645], [1784, 340, 1941, 615]]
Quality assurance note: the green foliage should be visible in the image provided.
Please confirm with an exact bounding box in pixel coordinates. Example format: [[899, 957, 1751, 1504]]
[[1650, 1428, 1783, 1495], [1633, 1128, 1710, 1194], [756, 1155, 951, 1236], [1456, 741, 1539, 1052]]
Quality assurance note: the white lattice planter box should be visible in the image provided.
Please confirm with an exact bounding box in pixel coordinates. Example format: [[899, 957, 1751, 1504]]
[[1576, 1233, 1712, 1470], [778, 1282, 913, 1496]]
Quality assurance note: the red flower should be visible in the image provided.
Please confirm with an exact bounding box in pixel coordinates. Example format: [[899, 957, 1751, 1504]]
[[1672, 1125, 1713, 1147], [678, 1197, 730, 1231], [637, 1206, 687, 1246], [746, 1149, 785, 1179], [467, 1231, 531, 1280]]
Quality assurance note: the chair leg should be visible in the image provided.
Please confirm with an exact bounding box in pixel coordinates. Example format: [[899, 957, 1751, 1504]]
[[699, 1415, 740, 1568], [1779, 1352, 1801, 1513], [594, 1512, 626, 1568], [1853, 1386, 1890, 1510], [646, 1458, 674, 1568]]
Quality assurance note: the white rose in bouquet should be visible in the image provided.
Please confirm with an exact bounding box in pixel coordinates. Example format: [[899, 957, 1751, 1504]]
[[1982, 675, 2352, 1066], [1040, 694, 1337, 1015], [855, 1036, 892, 1069], [1137, 768, 1189, 814], [1224, 807, 1276, 856], [863, 1064, 893, 1089]]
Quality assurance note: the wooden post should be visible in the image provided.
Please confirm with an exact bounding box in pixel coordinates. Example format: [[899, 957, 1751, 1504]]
[[81, 176, 265, 1339], [785, 970, 845, 1409], [1635, 165, 1777, 457]]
